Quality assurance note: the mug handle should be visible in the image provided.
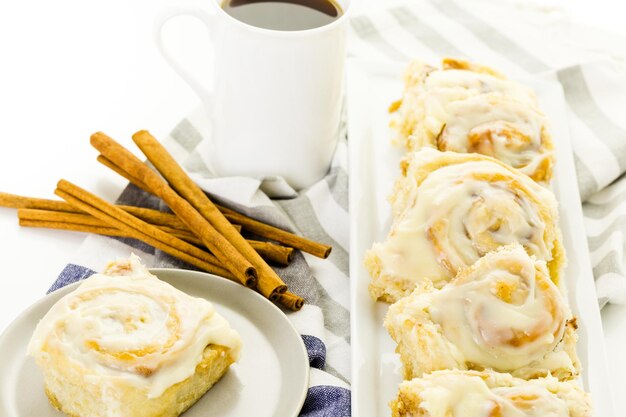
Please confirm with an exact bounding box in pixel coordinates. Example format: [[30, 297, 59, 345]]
[[153, 7, 217, 112]]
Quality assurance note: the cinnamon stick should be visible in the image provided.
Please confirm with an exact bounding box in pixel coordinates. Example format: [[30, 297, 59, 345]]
[[20, 215, 302, 310], [3, 187, 305, 309], [0, 192, 72, 212], [247, 240, 293, 266], [1, 192, 188, 230], [132, 130, 287, 300], [97, 155, 152, 194], [19, 218, 122, 237], [98, 158, 331, 260], [217, 205, 332, 259], [18, 208, 107, 227], [19, 207, 295, 268], [18, 209, 304, 311], [18, 217, 243, 286], [278, 292, 305, 311], [123, 206, 188, 229], [90, 132, 257, 288], [54, 180, 242, 282], [2, 191, 327, 260], [164, 230, 291, 266], [16, 207, 238, 234]]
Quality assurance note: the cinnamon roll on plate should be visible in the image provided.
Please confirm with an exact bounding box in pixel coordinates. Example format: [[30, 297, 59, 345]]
[[28, 255, 241, 417], [385, 244, 579, 381], [365, 148, 565, 303]]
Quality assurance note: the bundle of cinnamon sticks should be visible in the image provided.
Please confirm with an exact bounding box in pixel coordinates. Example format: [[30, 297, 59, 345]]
[[0, 130, 333, 311]]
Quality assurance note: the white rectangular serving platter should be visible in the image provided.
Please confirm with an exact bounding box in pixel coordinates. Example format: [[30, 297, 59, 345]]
[[347, 58, 615, 417]]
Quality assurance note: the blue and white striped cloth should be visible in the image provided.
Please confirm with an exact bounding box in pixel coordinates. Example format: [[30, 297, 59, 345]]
[[51, 1, 626, 416]]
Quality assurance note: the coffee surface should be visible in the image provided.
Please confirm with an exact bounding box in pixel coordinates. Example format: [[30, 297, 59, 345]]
[[222, 0, 342, 31]]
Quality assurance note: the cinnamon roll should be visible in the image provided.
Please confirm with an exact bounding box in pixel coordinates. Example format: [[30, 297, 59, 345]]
[[366, 148, 565, 302], [385, 244, 579, 380], [390, 58, 553, 182], [28, 255, 241, 417], [391, 370, 593, 417]]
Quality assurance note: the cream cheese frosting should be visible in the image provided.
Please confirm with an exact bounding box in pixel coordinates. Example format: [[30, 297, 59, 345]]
[[367, 149, 565, 303], [385, 244, 579, 379], [425, 93, 552, 181], [422, 68, 536, 105], [401, 371, 575, 417], [428, 245, 566, 370], [28, 254, 241, 399], [374, 150, 557, 289], [391, 58, 553, 182]]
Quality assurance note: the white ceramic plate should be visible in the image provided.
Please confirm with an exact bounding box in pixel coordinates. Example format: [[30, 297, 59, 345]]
[[0, 268, 309, 417], [347, 58, 615, 417]]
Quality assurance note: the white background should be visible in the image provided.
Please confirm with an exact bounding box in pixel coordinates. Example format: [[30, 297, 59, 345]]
[[0, 0, 624, 411]]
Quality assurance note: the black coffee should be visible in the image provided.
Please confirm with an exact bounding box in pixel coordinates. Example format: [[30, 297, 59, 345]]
[[222, 0, 343, 31]]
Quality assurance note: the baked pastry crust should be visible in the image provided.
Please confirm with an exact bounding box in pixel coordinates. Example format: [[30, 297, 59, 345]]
[[385, 244, 580, 381], [390, 58, 553, 182], [366, 148, 565, 302], [43, 345, 234, 417], [29, 255, 241, 417], [390, 370, 594, 417]]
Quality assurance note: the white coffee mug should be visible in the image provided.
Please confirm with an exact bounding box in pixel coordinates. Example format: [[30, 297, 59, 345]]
[[155, 0, 351, 190]]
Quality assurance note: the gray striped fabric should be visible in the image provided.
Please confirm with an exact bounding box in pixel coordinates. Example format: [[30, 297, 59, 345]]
[[347, 0, 626, 306]]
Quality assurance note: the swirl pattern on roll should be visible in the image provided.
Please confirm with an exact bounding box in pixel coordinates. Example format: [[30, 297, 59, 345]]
[[28, 255, 241, 398], [366, 148, 564, 302], [390, 58, 553, 182], [385, 244, 579, 380]]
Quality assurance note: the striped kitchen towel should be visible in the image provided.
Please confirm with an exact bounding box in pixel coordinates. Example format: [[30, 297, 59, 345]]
[[348, 0, 626, 307], [50, 107, 351, 417]]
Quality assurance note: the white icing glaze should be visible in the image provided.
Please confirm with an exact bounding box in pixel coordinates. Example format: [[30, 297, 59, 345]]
[[375, 156, 553, 288], [427, 245, 567, 371], [396, 65, 537, 149], [414, 372, 570, 417], [393, 61, 552, 181], [435, 93, 551, 178], [28, 255, 241, 398], [423, 69, 536, 105]]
